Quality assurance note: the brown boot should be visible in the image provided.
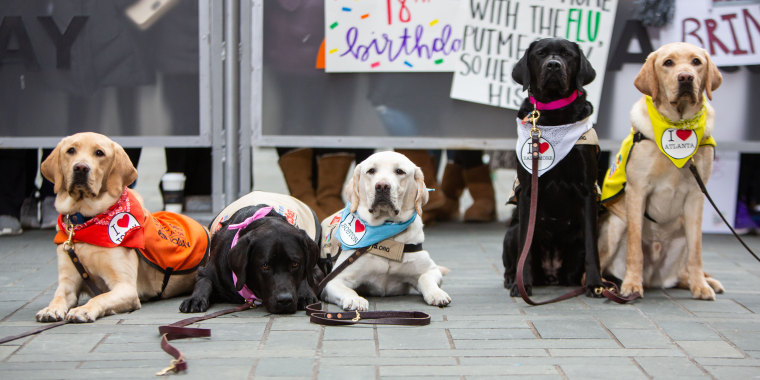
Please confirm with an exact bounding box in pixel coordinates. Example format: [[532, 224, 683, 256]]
[[278, 148, 327, 220], [435, 162, 465, 221], [395, 149, 445, 223], [463, 165, 496, 222], [316, 153, 354, 217]]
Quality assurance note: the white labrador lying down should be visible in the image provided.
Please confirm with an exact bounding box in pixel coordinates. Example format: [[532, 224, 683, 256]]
[[319, 151, 451, 311]]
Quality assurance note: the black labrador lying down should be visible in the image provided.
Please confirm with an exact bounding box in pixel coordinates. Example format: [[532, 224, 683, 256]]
[[502, 37, 603, 297], [180, 191, 324, 314]]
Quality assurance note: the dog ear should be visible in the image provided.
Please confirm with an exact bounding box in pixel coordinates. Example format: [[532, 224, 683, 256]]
[[575, 43, 596, 90], [512, 40, 537, 91], [634, 50, 659, 99], [413, 166, 428, 216], [106, 141, 138, 196], [41, 142, 64, 194], [702, 49, 722, 101], [345, 164, 362, 213], [299, 229, 322, 287]]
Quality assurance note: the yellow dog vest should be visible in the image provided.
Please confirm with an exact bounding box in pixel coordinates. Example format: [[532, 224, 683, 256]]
[[601, 97, 716, 204]]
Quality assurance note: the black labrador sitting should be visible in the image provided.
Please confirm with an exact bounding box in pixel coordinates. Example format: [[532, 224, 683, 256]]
[[502, 38, 603, 297], [180, 205, 323, 314]]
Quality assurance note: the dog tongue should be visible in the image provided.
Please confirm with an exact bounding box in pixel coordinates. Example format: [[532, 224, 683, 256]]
[[354, 219, 365, 233]]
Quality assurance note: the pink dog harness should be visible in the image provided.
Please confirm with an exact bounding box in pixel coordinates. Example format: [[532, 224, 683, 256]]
[[226, 206, 273, 304]]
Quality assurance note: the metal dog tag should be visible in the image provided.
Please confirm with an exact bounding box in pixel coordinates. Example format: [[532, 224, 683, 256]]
[[367, 239, 404, 262]]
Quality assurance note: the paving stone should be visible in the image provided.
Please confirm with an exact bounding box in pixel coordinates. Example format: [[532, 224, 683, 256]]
[[376, 327, 450, 350], [318, 364, 375, 379], [703, 365, 760, 379], [453, 338, 617, 350], [448, 327, 535, 340], [635, 356, 710, 379], [654, 321, 722, 341], [379, 364, 558, 377], [321, 339, 376, 357], [262, 330, 319, 350], [531, 319, 609, 339], [253, 357, 314, 377], [608, 328, 673, 348], [676, 340, 744, 358]]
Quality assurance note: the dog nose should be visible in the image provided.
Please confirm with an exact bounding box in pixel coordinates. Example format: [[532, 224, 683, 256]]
[[375, 182, 390, 192], [73, 163, 90, 174], [546, 59, 562, 71], [275, 293, 294, 307], [678, 72, 694, 83]]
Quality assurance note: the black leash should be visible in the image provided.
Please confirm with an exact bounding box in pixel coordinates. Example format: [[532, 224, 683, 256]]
[[688, 159, 760, 262]]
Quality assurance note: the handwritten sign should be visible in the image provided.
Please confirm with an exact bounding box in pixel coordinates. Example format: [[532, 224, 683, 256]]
[[325, 0, 463, 72], [450, 0, 618, 115], [659, 0, 760, 66]]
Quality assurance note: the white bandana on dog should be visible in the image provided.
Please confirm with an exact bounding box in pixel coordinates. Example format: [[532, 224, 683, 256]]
[[515, 117, 594, 177]]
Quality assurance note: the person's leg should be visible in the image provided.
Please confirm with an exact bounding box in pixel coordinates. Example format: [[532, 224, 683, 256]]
[[0, 149, 37, 235], [454, 150, 496, 222]]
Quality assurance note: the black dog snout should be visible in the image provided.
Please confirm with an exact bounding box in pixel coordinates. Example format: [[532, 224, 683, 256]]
[[546, 59, 562, 71], [275, 292, 294, 307]]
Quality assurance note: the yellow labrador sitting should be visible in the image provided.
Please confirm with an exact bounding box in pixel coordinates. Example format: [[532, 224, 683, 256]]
[[36, 132, 208, 322], [320, 151, 451, 311], [598, 43, 724, 300]]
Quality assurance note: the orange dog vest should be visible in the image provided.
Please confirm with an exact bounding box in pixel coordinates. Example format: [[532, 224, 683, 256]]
[[54, 188, 209, 275]]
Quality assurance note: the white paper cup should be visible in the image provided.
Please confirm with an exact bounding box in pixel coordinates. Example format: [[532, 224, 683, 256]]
[[161, 173, 186, 212]]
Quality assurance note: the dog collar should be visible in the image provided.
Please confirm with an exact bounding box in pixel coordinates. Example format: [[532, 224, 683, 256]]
[[335, 203, 416, 251], [227, 206, 273, 249], [529, 90, 580, 111], [231, 270, 261, 305]]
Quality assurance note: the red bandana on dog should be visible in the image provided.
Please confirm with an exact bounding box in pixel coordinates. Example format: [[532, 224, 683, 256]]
[[54, 188, 209, 273], [55, 188, 145, 248]]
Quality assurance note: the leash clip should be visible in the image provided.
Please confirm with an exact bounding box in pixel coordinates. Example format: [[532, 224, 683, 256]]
[[64, 216, 75, 249], [352, 310, 361, 322], [156, 359, 181, 376], [529, 109, 541, 140]]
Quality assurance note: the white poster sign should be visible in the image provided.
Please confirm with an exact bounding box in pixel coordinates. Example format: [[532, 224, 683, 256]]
[[660, 0, 760, 67], [450, 0, 618, 115], [324, 0, 463, 72]]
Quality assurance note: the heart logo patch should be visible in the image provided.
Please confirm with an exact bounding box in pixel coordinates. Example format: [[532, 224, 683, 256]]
[[539, 142, 550, 154], [107, 212, 139, 245], [354, 219, 365, 233], [116, 214, 130, 228], [676, 129, 692, 141]]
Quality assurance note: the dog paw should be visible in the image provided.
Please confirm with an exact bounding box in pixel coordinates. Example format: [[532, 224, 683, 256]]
[[705, 276, 725, 294], [340, 296, 369, 311], [65, 307, 97, 323], [691, 281, 716, 300], [620, 280, 644, 298], [509, 284, 531, 297], [36, 306, 67, 322], [424, 288, 451, 307], [297, 293, 319, 310], [179, 297, 209, 313]]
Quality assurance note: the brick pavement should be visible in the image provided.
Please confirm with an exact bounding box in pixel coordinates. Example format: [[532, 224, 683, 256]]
[[1, 225, 759, 379]]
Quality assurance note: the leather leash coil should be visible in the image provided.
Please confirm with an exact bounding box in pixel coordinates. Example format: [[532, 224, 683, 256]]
[[0, 219, 105, 345], [515, 109, 604, 305], [306, 246, 432, 326], [156, 302, 255, 375]]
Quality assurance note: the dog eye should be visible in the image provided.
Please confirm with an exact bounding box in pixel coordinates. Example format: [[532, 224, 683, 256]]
[[367, 168, 376, 175], [261, 263, 270, 271], [291, 262, 299, 270], [94, 149, 105, 157], [66, 147, 75, 154], [395, 168, 406, 175], [663, 59, 674, 67], [692, 58, 701, 66]]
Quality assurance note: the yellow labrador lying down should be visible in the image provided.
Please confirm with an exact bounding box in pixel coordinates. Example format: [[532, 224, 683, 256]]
[[320, 151, 451, 311], [598, 42, 724, 300], [36, 132, 208, 322]]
